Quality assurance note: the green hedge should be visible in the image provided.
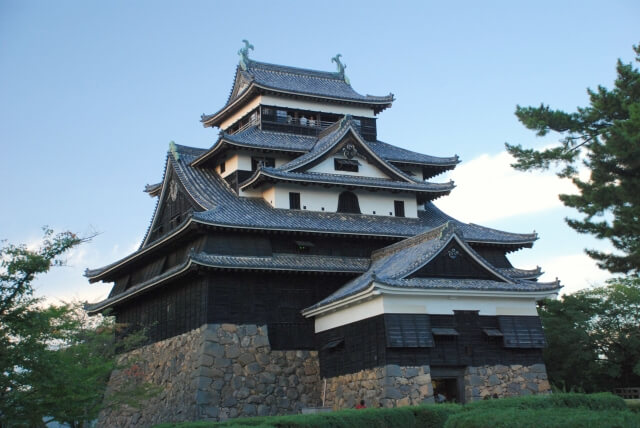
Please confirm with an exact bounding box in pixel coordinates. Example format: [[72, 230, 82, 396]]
[[462, 392, 627, 411], [154, 393, 633, 428], [155, 404, 461, 428], [444, 407, 640, 428]]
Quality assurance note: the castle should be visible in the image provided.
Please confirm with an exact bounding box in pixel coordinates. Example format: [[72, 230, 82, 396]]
[[87, 43, 559, 426]]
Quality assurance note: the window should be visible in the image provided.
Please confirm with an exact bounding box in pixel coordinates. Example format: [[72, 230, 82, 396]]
[[337, 191, 361, 214], [394, 200, 405, 217], [289, 192, 300, 210], [385, 314, 434, 348], [498, 316, 546, 348], [251, 156, 275, 171], [276, 109, 288, 123], [219, 161, 225, 173], [334, 158, 359, 172]]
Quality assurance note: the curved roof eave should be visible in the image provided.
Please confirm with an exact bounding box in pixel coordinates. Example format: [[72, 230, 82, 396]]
[[201, 83, 394, 128]]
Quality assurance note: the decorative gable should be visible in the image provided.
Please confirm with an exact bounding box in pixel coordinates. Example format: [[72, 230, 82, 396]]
[[408, 240, 507, 281]]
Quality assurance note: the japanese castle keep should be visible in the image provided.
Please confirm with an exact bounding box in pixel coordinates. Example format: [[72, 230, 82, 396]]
[[87, 43, 560, 426]]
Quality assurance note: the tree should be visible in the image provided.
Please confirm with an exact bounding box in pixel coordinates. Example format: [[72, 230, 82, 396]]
[[0, 229, 156, 427], [506, 43, 640, 274], [538, 276, 640, 392]]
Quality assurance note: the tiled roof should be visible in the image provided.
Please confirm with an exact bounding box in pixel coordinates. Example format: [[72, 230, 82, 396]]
[[201, 60, 394, 125], [497, 267, 543, 279], [304, 223, 559, 312], [86, 144, 538, 281], [86, 251, 369, 313], [242, 60, 393, 103], [240, 167, 455, 195], [191, 125, 459, 171], [366, 140, 460, 166]]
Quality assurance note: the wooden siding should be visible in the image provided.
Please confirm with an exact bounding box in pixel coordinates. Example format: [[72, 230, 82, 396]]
[[316, 312, 545, 378], [116, 272, 207, 344], [409, 241, 503, 280], [206, 271, 349, 350]]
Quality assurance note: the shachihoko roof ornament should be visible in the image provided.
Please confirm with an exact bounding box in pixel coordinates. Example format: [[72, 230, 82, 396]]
[[331, 54, 349, 84], [238, 39, 254, 71]]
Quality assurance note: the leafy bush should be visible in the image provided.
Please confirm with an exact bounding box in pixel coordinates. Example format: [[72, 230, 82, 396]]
[[463, 392, 627, 412], [409, 403, 462, 427], [444, 407, 639, 428]]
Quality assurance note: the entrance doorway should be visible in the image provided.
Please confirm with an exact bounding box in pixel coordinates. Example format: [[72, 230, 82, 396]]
[[431, 367, 465, 403]]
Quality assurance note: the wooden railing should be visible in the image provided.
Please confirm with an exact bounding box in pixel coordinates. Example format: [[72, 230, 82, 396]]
[[614, 387, 640, 399]]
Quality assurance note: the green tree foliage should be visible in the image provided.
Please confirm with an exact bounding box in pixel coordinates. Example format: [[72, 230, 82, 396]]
[[505, 43, 640, 274], [538, 276, 640, 392], [0, 229, 156, 427]]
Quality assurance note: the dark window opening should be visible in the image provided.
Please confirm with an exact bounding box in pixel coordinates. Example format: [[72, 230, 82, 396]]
[[289, 192, 300, 210], [394, 200, 405, 217], [294, 240, 314, 253], [334, 158, 359, 172], [251, 156, 275, 171], [219, 161, 225, 173], [337, 191, 361, 214]]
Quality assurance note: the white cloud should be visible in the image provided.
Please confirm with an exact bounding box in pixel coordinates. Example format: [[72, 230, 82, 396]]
[[436, 150, 580, 223], [536, 252, 611, 295]]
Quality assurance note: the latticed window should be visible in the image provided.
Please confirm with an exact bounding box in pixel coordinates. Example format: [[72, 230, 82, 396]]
[[337, 191, 361, 214]]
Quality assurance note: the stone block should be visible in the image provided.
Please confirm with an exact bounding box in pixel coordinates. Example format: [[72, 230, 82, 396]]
[[237, 387, 251, 399], [397, 396, 410, 407], [203, 342, 225, 358], [214, 357, 231, 368], [530, 364, 546, 373], [415, 374, 431, 385], [221, 324, 237, 333], [385, 364, 402, 377], [245, 325, 258, 335], [494, 365, 509, 374], [538, 380, 551, 392], [225, 345, 241, 359], [238, 352, 255, 366], [260, 372, 276, 384], [243, 404, 257, 416], [246, 362, 263, 375], [405, 367, 419, 378], [468, 375, 484, 386], [222, 395, 237, 407], [383, 386, 404, 399], [199, 354, 214, 367], [488, 375, 501, 386], [257, 404, 270, 416], [253, 335, 270, 348]]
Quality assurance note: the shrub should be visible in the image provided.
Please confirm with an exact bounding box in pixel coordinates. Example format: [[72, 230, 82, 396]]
[[409, 403, 462, 427], [444, 407, 639, 428], [463, 392, 627, 412]]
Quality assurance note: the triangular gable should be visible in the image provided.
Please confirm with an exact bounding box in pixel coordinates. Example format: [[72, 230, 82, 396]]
[[405, 234, 512, 283], [141, 156, 201, 248], [227, 67, 254, 104], [282, 117, 416, 183]]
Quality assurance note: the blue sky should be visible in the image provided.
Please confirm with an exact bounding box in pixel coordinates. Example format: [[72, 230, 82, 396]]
[[1, 0, 638, 303]]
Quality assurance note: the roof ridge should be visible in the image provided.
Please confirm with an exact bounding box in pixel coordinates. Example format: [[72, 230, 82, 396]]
[[247, 59, 343, 80], [371, 221, 455, 261]]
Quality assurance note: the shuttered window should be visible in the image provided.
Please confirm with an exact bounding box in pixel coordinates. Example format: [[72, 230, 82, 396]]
[[337, 191, 361, 214], [394, 200, 405, 217], [385, 314, 434, 348], [498, 316, 546, 348]]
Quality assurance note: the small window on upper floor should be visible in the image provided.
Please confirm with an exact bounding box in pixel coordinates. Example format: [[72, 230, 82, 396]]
[[219, 161, 226, 173], [334, 158, 359, 172], [289, 192, 301, 210], [276, 110, 288, 123], [394, 200, 405, 217], [337, 191, 361, 214], [251, 156, 276, 171]]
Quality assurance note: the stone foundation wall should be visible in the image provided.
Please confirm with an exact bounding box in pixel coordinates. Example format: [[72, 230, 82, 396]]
[[324, 365, 434, 409], [464, 363, 551, 401], [98, 324, 322, 427]]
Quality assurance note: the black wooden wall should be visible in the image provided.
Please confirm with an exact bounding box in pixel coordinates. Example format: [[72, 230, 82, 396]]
[[317, 312, 545, 378]]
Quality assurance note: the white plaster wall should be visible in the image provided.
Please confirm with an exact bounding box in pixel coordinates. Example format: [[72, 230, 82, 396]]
[[315, 296, 384, 333], [261, 95, 376, 118], [308, 156, 390, 179], [220, 97, 262, 130], [314, 294, 540, 332], [262, 187, 276, 207], [264, 183, 417, 217], [218, 154, 240, 178], [219, 151, 291, 178]]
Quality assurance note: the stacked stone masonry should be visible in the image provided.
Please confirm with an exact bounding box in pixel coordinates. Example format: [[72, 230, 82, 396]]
[[464, 364, 551, 401], [324, 365, 434, 409], [98, 325, 552, 427]]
